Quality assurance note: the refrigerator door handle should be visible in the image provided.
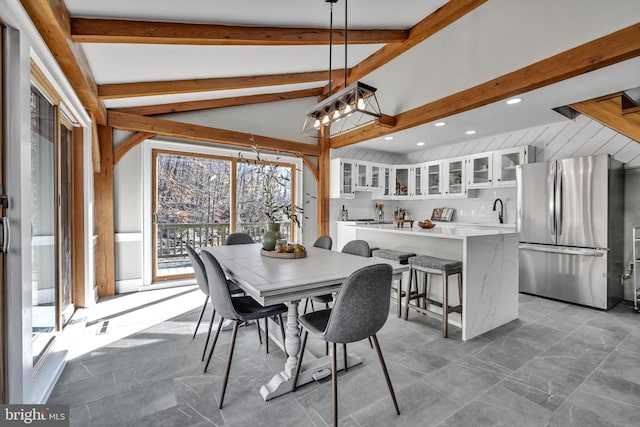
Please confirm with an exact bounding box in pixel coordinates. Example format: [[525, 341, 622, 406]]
[[519, 243, 605, 257], [549, 161, 556, 236], [555, 162, 563, 237]]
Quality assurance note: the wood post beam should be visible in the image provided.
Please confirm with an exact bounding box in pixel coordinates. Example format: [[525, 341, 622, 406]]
[[113, 132, 156, 164], [317, 128, 331, 236], [113, 88, 323, 116], [94, 125, 116, 296], [299, 154, 319, 182], [571, 96, 640, 143], [98, 70, 344, 100], [330, 22, 640, 149], [107, 111, 320, 157], [90, 112, 101, 172], [71, 18, 408, 46], [19, 0, 107, 124]]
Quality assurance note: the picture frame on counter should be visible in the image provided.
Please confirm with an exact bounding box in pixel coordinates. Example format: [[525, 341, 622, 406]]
[[431, 207, 454, 222]]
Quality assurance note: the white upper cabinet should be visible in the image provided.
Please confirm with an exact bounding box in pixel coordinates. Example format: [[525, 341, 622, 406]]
[[467, 152, 494, 189], [354, 161, 383, 191], [467, 145, 534, 189], [493, 146, 534, 186], [425, 160, 443, 198], [443, 156, 467, 198], [330, 158, 355, 198], [392, 165, 410, 198]]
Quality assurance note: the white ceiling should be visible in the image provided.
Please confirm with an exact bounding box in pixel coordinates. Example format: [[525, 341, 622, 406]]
[[64, 0, 640, 154]]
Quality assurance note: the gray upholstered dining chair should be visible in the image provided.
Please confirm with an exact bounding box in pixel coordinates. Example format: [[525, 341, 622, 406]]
[[313, 235, 333, 250], [293, 264, 400, 426], [186, 245, 244, 361], [200, 250, 288, 408], [341, 239, 371, 258], [226, 232, 254, 245]]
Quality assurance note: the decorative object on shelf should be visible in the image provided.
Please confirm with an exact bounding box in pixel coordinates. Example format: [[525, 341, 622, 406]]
[[418, 219, 436, 229], [301, 0, 383, 137], [262, 244, 307, 259], [395, 219, 414, 228], [440, 208, 454, 222], [431, 208, 442, 221]]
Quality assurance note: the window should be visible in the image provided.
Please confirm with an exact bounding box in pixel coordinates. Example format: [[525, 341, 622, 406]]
[[152, 150, 296, 280]]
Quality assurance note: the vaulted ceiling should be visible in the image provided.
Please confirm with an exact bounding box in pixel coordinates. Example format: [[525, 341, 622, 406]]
[[22, 0, 640, 154]]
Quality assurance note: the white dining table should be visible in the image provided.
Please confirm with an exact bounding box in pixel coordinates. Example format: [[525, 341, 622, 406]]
[[202, 243, 408, 401]]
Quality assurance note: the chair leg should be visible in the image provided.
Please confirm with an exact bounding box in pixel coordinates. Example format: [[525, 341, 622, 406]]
[[265, 318, 269, 354], [371, 335, 400, 415], [331, 342, 338, 427], [396, 279, 402, 318], [343, 343, 348, 372], [201, 308, 216, 361], [292, 330, 308, 392], [255, 319, 262, 344], [367, 336, 373, 349], [405, 268, 414, 320], [443, 273, 449, 338], [219, 320, 240, 409], [458, 271, 463, 325], [310, 300, 315, 312], [193, 295, 209, 339], [303, 298, 309, 314], [204, 316, 224, 372], [278, 314, 286, 351]]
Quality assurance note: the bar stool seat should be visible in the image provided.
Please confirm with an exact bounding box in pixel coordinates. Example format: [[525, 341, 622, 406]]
[[372, 249, 416, 318], [406, 255, 463, 337]]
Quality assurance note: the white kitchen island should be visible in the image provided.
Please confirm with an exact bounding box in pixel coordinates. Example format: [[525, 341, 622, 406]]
[[348, 224, 519, 341]]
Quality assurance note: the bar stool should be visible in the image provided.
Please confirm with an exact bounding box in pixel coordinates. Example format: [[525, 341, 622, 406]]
[[372, 249, 416, 318], [406, 255, 462, 337]]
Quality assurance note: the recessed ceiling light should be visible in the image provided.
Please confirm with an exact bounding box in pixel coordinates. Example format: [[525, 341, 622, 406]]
[[417, 142, 425, 146], [506, 98, 522, 105], [465, 130, 476, 135], [385, 136, 394, 140], [434, 122, 446, 127]]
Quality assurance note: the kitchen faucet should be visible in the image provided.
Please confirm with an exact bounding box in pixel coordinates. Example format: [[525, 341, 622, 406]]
[[492, 198, 504, 224]]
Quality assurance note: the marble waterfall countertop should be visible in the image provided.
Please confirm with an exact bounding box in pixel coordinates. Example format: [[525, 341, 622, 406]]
[[347, 222, 517, 240]]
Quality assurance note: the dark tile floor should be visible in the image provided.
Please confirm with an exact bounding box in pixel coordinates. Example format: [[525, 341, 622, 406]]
[[49, 293, 640, 426]]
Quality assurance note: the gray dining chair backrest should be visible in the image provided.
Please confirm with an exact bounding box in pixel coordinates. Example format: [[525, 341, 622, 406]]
[[201, 250, 238, 320], [341, 239, 370, 258], [324, 264, 393, 343], [186, 245, 209, 296], [226, 232, 254, 245], [313, 235, 333, 250]]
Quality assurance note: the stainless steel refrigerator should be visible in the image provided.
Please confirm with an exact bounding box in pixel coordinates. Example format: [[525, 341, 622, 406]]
[[516, 154, 625, 309]]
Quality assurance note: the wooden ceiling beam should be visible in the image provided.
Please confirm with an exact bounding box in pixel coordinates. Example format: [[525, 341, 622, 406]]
[[331, 22, 640, 148], [113, 87, 323, 116], [571, 96, 640, 143], [328, 0, 488, 95], [71, 18, 408, 46], [98, 70, 342, 100], [20, 0, 107, 124], [107, 111, 320, 156]]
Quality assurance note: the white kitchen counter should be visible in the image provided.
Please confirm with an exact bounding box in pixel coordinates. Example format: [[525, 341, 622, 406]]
[[345, 223, 519, 341]]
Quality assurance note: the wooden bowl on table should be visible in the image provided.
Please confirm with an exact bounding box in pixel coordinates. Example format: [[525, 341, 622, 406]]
[[418, 220, 436, 229]]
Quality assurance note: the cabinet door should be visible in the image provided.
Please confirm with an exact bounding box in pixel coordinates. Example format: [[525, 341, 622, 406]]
[[426, 161, 442, 198], [443, 157, 466, 197], [370, 163, 382, 190], [355, 162, 368, 190], [494, 146, 528, 186], [394, 166, 410, 197], [382, 166, 392, 197], [412, 165, 424, 197], [342, 161, 354, 195], [467, 153, 493, 188]]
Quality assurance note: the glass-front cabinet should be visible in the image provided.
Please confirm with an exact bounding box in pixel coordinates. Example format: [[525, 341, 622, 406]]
[[467, 152, 493, 188], [393, 166, 410, 197], [494, 146, 532, 186], [443, 157, 466, 198], [330, 158, 355, 198], [354, 161, 383, 191], [382, 165, 392, 197], [426, 161, 442, 197], [411, 165, 424, 197], [356, 162, 368, 190], [370, 163, 382, 190]]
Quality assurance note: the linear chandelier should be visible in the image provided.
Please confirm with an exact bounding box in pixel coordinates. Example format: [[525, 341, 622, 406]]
[[301, 0, 382, 137]]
